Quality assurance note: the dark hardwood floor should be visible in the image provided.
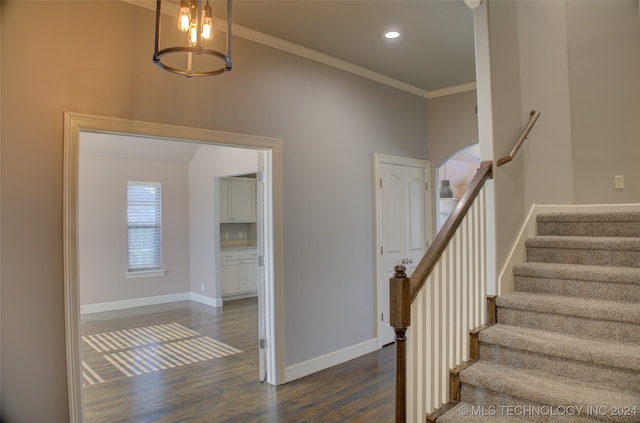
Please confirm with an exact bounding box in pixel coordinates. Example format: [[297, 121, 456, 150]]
[[81, 298, 395, 422]]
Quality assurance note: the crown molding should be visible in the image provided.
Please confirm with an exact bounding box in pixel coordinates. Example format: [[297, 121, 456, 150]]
[[426, 81, 477, 99]]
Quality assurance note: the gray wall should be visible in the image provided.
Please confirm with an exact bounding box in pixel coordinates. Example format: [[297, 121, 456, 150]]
[[79, 155, 191, 305], [517, 0, 575, 206], [566, 0, 640, 203], [0, 1, 427, 421], [188, 145, 258, 299], [427, 90, 479, 167]]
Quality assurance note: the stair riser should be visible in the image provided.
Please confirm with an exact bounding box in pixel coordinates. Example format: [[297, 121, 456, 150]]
[[479, 344, 640, 393], [460, 383, 637, 423], [514, 276, 640, 302], [497, 308, 640, 344], [527, 247, 640, 268], [537, 222, 640, 238]]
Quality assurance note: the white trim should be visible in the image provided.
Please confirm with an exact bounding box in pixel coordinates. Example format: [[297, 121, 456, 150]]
[[125, 269, 167, 279], [190, 292, 224, 308], [80, 292, 190, 314], [426, 81, 477, 99], [80, 291, 223, 315], [284, 338, 378, 383], [375, 153, 430, 169], [498, 203, 640, 295], [222, 292, 258, 302]]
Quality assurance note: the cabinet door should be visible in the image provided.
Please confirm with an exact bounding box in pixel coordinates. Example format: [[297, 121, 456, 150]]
[[219, 180, 232, 222], [230, 180, 256, 222], [220, 262, 240, 295], [242, 259, 258, 292]]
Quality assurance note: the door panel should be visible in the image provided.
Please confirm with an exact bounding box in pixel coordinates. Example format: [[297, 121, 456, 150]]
[[406, 170, 427, 271], [379, 165, 406, 344], [381, 173, 404, 256], [377, 161, 429, 346]]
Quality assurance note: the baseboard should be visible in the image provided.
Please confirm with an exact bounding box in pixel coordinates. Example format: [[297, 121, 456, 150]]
[[190, 292, 223, 308], [284, 338, 378, 383], [81, 292, 223, 314], [222, 291, 258, 301]]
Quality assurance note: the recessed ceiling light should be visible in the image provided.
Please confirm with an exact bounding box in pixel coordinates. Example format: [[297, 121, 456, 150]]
[[384, 31, 400, 39]]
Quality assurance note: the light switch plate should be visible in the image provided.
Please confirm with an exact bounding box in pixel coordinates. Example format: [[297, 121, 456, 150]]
[[614, 175, 624, 189]]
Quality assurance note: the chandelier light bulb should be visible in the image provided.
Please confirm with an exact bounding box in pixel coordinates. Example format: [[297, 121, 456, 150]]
[[178, 0, 191, 32], [189, 21, 198, 46], [201, 2, 214, 41]]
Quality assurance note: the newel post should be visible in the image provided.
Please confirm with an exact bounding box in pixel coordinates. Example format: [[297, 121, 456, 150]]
[[390, 264, 411, 423]]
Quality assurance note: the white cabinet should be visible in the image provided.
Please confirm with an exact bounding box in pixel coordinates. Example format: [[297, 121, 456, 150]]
[[220, 248, 258, 297], [219, 178, 256, 223]]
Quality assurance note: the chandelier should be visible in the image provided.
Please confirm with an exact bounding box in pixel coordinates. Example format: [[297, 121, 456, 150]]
[[153, 0, 232, 77]]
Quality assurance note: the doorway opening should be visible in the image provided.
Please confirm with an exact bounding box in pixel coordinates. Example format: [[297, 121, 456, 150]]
[[435, 144, 480, 231], [63, 112, 284, 422]]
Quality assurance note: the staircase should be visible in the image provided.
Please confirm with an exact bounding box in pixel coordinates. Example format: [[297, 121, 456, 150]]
[[438, 211, 640, 422]]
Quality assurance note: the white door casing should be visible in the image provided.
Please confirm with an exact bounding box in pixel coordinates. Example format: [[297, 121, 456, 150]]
[[257, 152, 267, 381], [63, 112, 284, 423], [375, 154, 431, 347]]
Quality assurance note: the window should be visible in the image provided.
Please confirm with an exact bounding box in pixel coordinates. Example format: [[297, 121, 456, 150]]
[[127, 181, 164, 277]]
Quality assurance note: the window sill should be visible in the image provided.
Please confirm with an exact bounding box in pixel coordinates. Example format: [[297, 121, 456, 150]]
[[126, 269, 167, 279]]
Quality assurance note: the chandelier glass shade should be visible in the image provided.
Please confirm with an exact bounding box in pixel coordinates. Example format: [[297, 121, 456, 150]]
[[153, 0, 232, 77]]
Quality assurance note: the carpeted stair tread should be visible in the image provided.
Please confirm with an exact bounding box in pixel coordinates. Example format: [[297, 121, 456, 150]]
[[459, 362, 640, 420], [513, 262, 640, 302], [495, 292, 640, 324], [537, 212, 640, 223], [479, 324, 640, 372], [436, 402, 527, 422], [537, 212, 640, 237], [526, 236, 640, 268], [513, 262, 640, 286], [526, 236, 640, 251]]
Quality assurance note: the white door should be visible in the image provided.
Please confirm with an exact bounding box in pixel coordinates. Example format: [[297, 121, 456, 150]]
[[377, 159, 429, 346]]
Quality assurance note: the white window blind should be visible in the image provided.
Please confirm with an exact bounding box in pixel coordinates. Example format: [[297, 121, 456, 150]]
[[127, 181, 162, 272]]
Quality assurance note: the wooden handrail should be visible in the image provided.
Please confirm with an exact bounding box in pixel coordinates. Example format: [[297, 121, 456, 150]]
[[496, 110, 540, 166], [408, 161, 493, 303]]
